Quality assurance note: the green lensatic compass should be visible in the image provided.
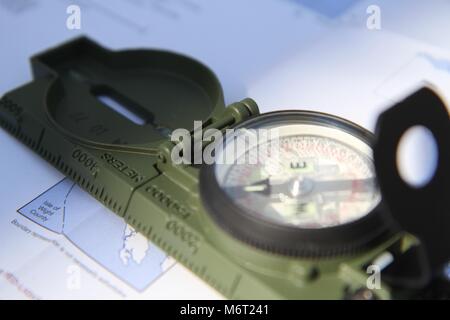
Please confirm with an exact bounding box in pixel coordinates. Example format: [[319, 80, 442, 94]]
[[200, 111, 388, 259], [0, 37, 448, 299]]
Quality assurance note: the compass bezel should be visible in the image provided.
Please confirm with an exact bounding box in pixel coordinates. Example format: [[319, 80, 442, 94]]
[[200, 110, 395, 257]]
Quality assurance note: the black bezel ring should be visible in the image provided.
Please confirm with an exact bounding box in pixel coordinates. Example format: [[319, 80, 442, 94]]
[[200, 110, 395, 258]]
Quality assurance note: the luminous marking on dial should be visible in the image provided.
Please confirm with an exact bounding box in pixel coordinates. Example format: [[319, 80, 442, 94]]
[[214, 123, 380, 229]]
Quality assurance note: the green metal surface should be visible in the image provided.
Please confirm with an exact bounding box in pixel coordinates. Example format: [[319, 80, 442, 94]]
[[0, 37, 415, 299]]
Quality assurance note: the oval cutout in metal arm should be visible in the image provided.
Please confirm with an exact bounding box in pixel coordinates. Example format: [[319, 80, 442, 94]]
[[374, 87, 450, 275]]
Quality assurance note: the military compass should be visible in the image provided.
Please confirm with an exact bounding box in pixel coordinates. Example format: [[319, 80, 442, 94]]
[[0, 37, 448, 299]]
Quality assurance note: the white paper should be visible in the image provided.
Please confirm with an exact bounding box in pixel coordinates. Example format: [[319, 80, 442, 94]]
[[0, 0, 449, 299]]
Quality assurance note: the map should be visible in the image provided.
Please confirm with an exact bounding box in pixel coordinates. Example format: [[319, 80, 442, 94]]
[[1, 0, 450, 299], [18, 179, 174, 291], [290, 0, 362, 18]]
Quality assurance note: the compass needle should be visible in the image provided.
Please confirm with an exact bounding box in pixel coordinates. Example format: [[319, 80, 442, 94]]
[[3, 37, 444, 299]]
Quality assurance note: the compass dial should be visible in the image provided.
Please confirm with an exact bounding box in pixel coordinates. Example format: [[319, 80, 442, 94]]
[[214, 122, 380, 229], [201, 111, 390, 256]]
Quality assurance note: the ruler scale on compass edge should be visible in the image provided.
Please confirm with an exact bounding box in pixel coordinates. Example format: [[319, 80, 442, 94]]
[[1, 36, 449, 299]]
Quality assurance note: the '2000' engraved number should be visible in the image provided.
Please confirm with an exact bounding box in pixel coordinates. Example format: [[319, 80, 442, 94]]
[[166, 220, 199, 254]]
